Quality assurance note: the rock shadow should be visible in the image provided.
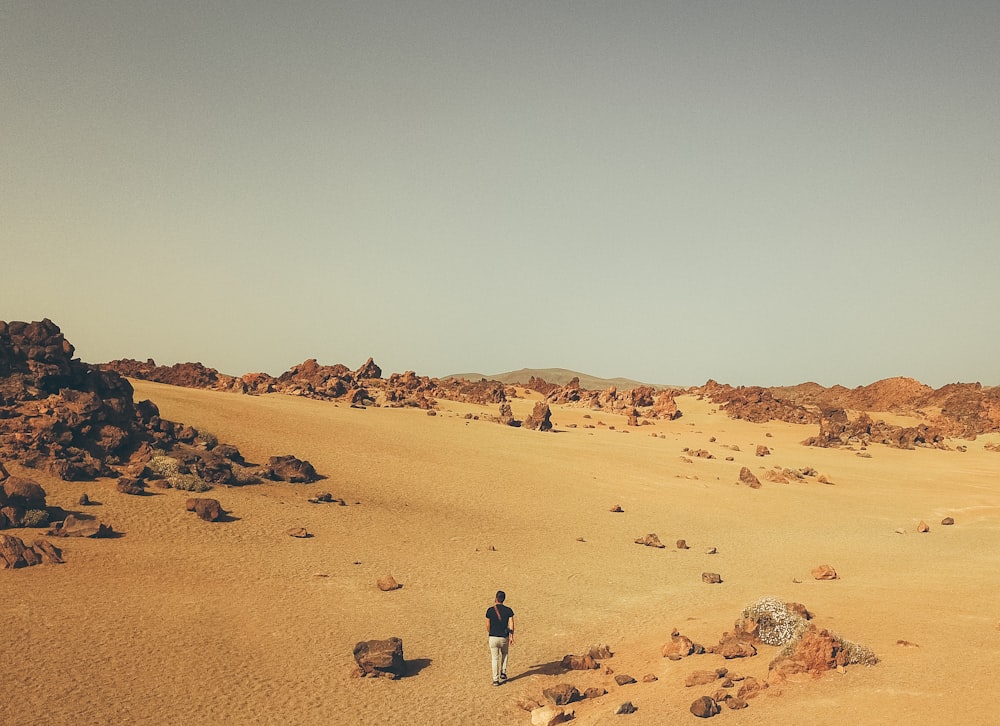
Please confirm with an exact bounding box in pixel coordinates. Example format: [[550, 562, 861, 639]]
[[402, 657, 432, 678], [506, 660, 568, 683]]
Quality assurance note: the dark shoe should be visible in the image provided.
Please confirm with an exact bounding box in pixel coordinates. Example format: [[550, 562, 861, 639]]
[[500, 673, 508, 682]]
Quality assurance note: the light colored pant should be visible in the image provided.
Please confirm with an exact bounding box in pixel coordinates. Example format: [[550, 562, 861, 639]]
[[488, 636, 509, 681]]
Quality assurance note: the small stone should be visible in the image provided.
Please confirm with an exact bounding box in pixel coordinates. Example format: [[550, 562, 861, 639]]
[[615, 701, 638, 714], [286, 527, 309, 538], [811, 564, 838, 580], [676, 539, 689, 549], [702, 572, 722, 584], [377, 574, 401, 591], [614, 674, 637, 686], [610, 504, 624, 512], [941, 517, 955, 525], [642, 674, 657, 682], [704, 546, 717, 554]]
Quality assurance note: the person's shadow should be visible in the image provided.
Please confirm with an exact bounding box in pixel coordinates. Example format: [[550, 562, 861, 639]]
[[505, 659, 567, 683]]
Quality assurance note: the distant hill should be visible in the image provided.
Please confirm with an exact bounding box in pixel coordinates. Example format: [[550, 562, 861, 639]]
[[444, 367, 671, 391]]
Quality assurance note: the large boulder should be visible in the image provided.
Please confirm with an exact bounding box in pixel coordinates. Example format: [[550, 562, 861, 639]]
[[353, 637, 405, 678], [265, 455, 318, 483], [0, 534, 63, 568]]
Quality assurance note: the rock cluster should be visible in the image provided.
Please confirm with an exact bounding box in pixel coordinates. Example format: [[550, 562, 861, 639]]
[[543, 378, 682, 421], [1, 321, 318, 488], [0, 534, 63, 568]]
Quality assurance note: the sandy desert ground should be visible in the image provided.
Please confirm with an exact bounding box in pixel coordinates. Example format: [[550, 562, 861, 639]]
[[3, 379, 999, 725]]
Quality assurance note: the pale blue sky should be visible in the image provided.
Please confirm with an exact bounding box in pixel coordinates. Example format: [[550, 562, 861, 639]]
[[3, 2, 998, 387]]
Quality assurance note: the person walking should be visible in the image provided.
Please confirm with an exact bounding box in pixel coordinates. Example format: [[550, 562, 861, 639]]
[[486, 590, 515, 686]]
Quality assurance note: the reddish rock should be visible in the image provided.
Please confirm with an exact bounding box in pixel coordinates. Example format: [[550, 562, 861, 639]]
[[811, 564, 838, 580], [0, 534, 63, 568], [186, 497, 223, 522], [47, 514, 114, 538], [286, 527, 310, 538], [115, 476, 146, 495], [767, 626, 849, 682], [2, 476, 47, 508], [353, 637, 405, 678], [661, 629, 695, 658], [736, 676, 767, 700], [635, 533, 665, 548], [542, 684, 580, 706], [685, 670, 722, 687], [917, 520, 930, 533], [609, 504, 623, 512], [377, 574, 401, 591], [561, 653, 598, 670], [522, 401, 553, 431], [265, 455, 318, 483], [739, 467, 761, 489], [690, 696, 720, 718], [582, 687, 607, 699], [941, 516, 955, 525]]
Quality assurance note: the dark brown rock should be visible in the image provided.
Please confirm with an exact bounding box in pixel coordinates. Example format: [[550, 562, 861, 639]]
[[615, 701, 637, 714], [522, 401, 553, 431], [634, 533, 665, 548], [614, 674, 636, 686], [186, 497, 223, 522], [738, 467, 761, 489], [47, 514, 114, 538], [690, 696, 720, 718], [0, 534, 62, 568], [353, 637, 405, 678], [542, 683, 580, 705], [561, 654, 599, 670], [702, 572, 722, 584], [265, 455, 318, 483]]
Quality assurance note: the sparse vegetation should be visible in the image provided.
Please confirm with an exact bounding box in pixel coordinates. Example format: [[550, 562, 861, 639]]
[[741, 597, 809, 646], [148, 455, 212, 492], [21, 509, 51, 528]]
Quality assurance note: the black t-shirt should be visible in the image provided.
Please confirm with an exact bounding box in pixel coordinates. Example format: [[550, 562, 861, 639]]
[[486, 603, 514, 637]]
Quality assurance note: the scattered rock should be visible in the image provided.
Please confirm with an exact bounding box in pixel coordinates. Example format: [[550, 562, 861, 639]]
[[286, 527, 310, 538], [615, 701, 638, 714], [755, 445, 771, 457], [702, 572, 722, 584], [896, 640, 919, 647], [811, 564, 838, 580], [941, 516, 955, 525], [686, 670, 722, 687], [738, 467, 761, 489], [583, 687, 607, 699], [609, 504, 624, 513], [0, 534, 63, 568], [705, 546, 717, 554], [676, 539, 689, 549], [78, 493, 91, 506], [542, 683, 580, 705], [917, 520, 930, 533], [353, 637, 405, 678], [561, 653, 599, 670], [185, 497, 223, 522], [614, 674, 636, 686], [377, 574, 402, 591], [587, 644, 614, 659], [47, 514, 114, 538], [661, 629, 695, 658], [531, 706, 573, 726], [264, 455, 318, 483], [641, 674, 657, 682], [634, 533, 665, 548], [115, 476, 146, 495], [690, 695, 720, 718]]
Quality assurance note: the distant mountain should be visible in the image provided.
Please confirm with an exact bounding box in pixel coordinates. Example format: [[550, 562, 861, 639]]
[[444, 367, 671, 391]]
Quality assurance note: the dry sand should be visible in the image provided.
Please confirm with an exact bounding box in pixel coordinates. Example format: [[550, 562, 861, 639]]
[[3, 380, 999, 725]]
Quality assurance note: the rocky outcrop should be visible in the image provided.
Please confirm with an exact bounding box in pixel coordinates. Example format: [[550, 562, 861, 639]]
[[543, 378, 683, 421], [802, 409, 947, 450], [47, 514, 114, 538], [522, 402, 553, 431]]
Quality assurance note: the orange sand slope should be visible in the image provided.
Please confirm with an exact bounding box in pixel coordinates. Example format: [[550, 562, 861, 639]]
[[4, 380, 999, 725]]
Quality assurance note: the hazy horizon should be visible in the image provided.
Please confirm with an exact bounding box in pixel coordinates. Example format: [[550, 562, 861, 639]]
[[4, 2, 998, 388]]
